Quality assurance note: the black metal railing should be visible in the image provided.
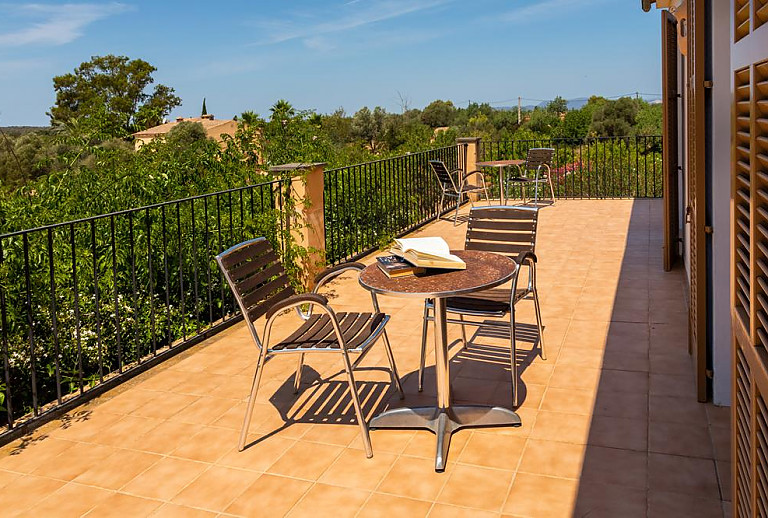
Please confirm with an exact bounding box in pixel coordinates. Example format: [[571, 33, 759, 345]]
[[479, 136, 663, 199], [324, 146, 460, 265], [0, 179, 288, 443]]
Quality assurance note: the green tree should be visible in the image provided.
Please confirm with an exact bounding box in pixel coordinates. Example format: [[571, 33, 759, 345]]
[[420, 100, 456, 128], [590, 97, 639, 137], [201, 98, 207, 116], [553, 108, 591, 140], [351, 106, 387, 153], [49, 55, 181, 137], [547, 96, 568, 115], [634, 102, 663, 136], [166, 121, 210, 147], [524, 108, 561, 136]]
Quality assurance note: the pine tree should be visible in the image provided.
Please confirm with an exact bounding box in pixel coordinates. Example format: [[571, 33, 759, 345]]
[[201, 98, 207, 116]]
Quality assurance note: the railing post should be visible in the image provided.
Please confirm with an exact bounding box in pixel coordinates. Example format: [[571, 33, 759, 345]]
[[456, 137, 481, 202], [270, 163, 326, 289]]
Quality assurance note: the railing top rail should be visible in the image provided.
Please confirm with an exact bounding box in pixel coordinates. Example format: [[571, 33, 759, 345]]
[[482, 135, 662, 143], [0, 178, 283, 240], [325, 145, 455, 174]]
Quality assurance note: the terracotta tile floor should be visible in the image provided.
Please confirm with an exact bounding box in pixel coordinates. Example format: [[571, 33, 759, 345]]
[[0, 200, 730, 517]]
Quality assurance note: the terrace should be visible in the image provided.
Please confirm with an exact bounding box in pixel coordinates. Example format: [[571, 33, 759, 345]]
[[0, 197, 730, 517]]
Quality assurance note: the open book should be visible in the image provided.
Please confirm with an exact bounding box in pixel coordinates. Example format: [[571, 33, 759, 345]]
[[390, 237, 466, 270]]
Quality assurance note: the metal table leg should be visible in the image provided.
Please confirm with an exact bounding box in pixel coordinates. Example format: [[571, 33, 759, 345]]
[[369, 297, 521, 471], [498, 166, 505, 205]]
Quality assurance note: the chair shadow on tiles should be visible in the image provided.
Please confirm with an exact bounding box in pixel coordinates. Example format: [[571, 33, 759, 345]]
[[241, 364, 396, 449]]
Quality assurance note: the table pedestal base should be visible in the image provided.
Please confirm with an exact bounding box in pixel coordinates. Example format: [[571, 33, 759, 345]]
[[369, 405, 521, 471]]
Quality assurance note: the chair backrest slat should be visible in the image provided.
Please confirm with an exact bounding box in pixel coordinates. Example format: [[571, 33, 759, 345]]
[[219, 238, 272, 270], [465, 206, 539, 261], [429, 160, 457, 192], [241, 271, 292, 312], [524, 148, 555, 171], [216, 237, 294, 323], [248, 285, 295, 321]]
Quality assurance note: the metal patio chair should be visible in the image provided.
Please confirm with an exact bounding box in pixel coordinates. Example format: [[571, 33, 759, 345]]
[[216, 237, 404, 458], [505, 148, 556, 205], [417, 206, 546, 407], [429, 160, 491, 225]]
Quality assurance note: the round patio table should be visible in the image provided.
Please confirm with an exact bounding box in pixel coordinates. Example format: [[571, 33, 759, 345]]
[[476, 159, 525, 205], [359, 250, 521, 471]]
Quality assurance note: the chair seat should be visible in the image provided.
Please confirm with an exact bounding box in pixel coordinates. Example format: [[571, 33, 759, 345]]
[[445, 288, 531, 316], [271, 312, 387, 352]]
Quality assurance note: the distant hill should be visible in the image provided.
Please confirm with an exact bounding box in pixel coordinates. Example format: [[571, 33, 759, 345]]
[[497, 96, 659, 112], [0, 126, 47, 136]]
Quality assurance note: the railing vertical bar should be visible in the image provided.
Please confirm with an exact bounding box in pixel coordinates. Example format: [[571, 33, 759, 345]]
[[204, 196, 213, 326], [177, 203, 186, 341], [644, 136, 649, 198], [111, 216, 122, 373], [47, 229, 62, 404], [70, 224, 84, 394], [91, 220, 104, 381], [239, 190, 245, 242], [128, 212, 140, 365], [0, 240, 14, 428], [22, 233, 40, 413], [635, 137, 640, 197], [190, 199, 200, 334], [216, 194, 224, 320], [145, 209, 156, 356], [161, 206, 171, 347]]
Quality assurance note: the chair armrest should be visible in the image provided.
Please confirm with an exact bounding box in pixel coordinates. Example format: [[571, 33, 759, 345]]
[[313, 262, 366, 291], [460, 170, 484, 181], [460, 170, 487, 188], [265, 293, 329, 320], [516, 251, 537, 265]]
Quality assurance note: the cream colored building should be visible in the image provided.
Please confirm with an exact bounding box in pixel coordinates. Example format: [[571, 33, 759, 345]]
[[132, 114, 237, 150]]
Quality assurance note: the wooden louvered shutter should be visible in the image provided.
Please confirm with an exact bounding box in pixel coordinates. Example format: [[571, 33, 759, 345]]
[[732, 0, 768, 515], [686, 0, 707, 402], [662, 11, 680, 271], [755, 1, 768, 30], [736, 0, 751, 41], [735, 66, 751, 332]]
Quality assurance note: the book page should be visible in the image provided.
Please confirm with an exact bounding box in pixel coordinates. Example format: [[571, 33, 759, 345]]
[[393, 237, 451, 259]]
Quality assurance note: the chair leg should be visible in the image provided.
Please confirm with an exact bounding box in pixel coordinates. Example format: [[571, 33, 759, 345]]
[[438, 192, 445, 221], [459, 313, 468, 349], [548, 175, 556, 203], [453, 192, 461, 226], [341, 351, 373, 458], [238, 351, 267, 451], [418, 301, 429, 392], [293, 353, 305, 394], [381, 330, 404, 399], [509, 308, 519, 408], [533, 288, 546, 361]]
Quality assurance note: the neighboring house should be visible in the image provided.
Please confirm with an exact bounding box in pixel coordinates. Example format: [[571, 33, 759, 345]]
[[132, 114, 237, 150], [644, 0, 767, 513]]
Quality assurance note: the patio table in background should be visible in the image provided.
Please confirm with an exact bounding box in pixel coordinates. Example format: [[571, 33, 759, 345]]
[[476, 159, 525, 205]]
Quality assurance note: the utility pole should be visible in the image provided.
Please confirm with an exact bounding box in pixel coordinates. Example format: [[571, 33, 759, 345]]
[[518, 97, 522, 124]]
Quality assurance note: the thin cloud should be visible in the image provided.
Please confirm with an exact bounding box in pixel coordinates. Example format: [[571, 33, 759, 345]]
[[0, 3, 129, 47], [496, 0, 601, 22], [252, 0, 452, 46]]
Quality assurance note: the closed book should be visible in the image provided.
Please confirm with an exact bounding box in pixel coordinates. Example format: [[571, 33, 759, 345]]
[[376, 255, 426, 278]]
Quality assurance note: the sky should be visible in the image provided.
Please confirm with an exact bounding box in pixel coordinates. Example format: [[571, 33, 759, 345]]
[[0, 0, 662, 126]]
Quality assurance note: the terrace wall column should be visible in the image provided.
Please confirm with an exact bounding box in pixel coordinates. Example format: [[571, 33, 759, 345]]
[[457, 137, 481, 201], [269, 162, 326, 288]]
